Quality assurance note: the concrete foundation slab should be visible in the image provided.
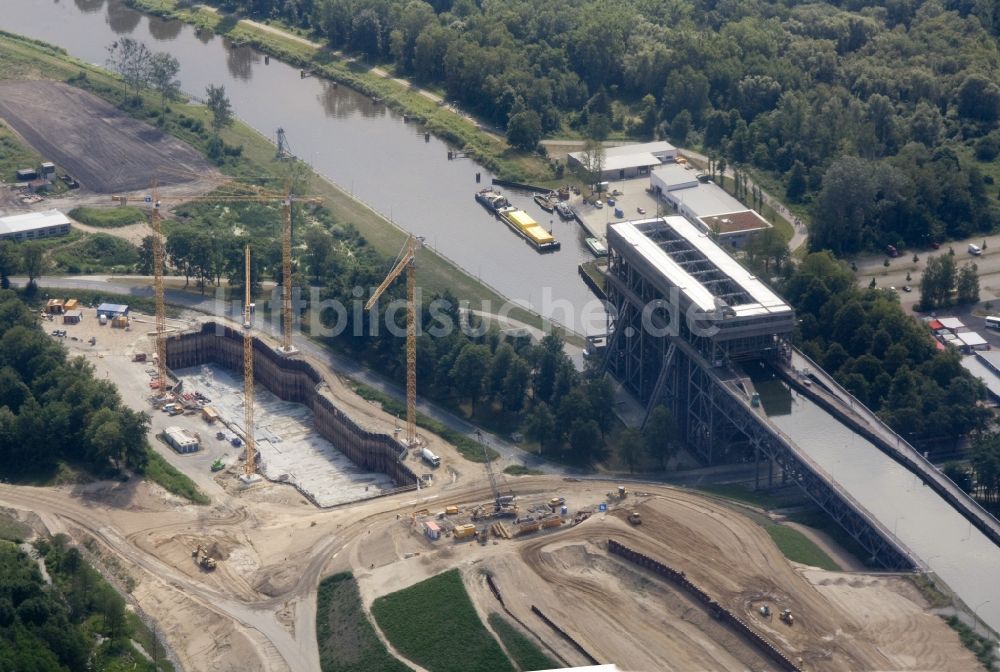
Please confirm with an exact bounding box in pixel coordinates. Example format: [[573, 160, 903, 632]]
[[177, 364, 395, 506]]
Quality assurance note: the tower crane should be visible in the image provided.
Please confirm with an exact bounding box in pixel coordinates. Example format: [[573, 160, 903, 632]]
[[117, 178, 318, 398], [365, 235, 420, 446], [241, 244, 260, 482]]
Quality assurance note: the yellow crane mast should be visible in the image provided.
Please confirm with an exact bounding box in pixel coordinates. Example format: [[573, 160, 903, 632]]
[[242, 244, 259, 480], [119, 179, 318, 399], [365, 235, 420, 446], [280, 188, 294, 353], [149, 181, 168, 394]]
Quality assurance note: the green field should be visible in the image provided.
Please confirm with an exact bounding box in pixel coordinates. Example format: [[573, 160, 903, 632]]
[[144, 446, 210, 505], [487, 613, 559, 672], [372, 569, 514, 672], [763, 524, 840, 571], [316, 572, 408, 672], [0, 121, 40, 181], [69, 206, 147, 228]]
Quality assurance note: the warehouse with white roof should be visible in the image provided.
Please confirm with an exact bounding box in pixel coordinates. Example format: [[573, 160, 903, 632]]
[[567, 141, 676, 181], [0, 209, 71, 241]]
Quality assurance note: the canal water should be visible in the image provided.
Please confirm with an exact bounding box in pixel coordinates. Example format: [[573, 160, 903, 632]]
[[0, 0, 604, 334], [763, 378, 1000, 633]]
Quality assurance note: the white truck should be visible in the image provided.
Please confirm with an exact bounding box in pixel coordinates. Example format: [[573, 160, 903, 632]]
[[421, 447, 441, 467]]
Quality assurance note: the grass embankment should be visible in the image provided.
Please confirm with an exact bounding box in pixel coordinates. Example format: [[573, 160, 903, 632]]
[[503, 465, 544, 476], [0, 513, 31, 543], [125, 0, 554, 184], [762, 525, 840, 571], [487, 613, 559, 672], [372, 569, 514, 672], [316, 572, 408, 672], [693, 484, 843, 570], [0, 31, 547, 331], [0, 120, 41, 180], [69, 206, 147, 228], [350, 381, 499, 462], [145, 444, 210, 505], [944, 615, 999, 671]]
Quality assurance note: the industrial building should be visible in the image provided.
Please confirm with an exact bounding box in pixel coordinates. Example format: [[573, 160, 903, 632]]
[[164, 426, 200, 454], [605, 216, 795, 413], [96, 303, 129, 318], [649, 164, 770, 248], [0, 209, 71, 241], [567, 141, 676, 181]]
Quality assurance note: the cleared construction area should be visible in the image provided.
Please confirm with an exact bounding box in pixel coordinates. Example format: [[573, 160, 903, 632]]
[[176, 364, 396, 507], [0, 81, 212, 192]]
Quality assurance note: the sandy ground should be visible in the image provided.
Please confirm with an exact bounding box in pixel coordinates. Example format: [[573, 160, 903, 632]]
[[2, 311, 980, 672], [0, 81, 213, 193]]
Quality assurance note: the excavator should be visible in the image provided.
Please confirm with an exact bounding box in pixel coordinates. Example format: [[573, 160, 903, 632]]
[[192, 544, 217, 570]]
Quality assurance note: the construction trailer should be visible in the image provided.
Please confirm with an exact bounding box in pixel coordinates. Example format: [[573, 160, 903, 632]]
[[164, 426, 199, 454], [62, 310, 82, 325]]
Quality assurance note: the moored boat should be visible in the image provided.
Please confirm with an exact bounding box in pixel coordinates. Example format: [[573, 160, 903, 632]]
[[498, 207, 561, 252], [585, 236, 608, 257], [533, 193, 556, 212], [475, 188, 510, 213], [555, 202, 574, 220]]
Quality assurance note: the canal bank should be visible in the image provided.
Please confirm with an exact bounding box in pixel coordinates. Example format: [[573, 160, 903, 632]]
[[0, 0, 603, 335]]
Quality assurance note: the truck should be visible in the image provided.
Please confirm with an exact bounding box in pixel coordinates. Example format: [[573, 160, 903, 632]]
[[421, 447, 441, 467]]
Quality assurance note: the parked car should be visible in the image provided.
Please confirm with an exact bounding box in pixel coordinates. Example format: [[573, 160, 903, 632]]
[[886, 244, 898, 257], [902, 285, 912, 292]]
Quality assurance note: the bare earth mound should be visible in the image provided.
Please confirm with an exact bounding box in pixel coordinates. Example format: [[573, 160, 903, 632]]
[[0, 81, 212, 192]]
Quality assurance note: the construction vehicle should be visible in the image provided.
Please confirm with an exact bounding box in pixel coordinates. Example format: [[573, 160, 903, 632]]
[[627, 510, 642, 525], [549, 497, 565, 509], [365, 235, 421, 446], [759, 604, 771, 618], [779, 609, 794, 625], [211, 459, 224, 472], [192, 545, 217, 570], [475, 430, 517, 517]]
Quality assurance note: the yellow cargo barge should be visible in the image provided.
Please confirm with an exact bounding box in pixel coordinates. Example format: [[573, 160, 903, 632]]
[[498, 207, 561, 252]]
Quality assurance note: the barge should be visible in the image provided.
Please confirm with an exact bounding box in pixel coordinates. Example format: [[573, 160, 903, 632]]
[[555, 202, 574, 220], [498, 207, 560, 252]]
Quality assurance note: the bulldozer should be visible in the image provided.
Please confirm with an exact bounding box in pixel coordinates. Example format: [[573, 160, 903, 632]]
[[779, 609, 794, 626], [627, 510, 642, 525], [192, 544, 217, 571]]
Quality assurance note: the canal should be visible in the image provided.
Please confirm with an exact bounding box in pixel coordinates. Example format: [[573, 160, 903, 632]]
[[0, 0, 604, 335], [757, 371, 1000, 634]]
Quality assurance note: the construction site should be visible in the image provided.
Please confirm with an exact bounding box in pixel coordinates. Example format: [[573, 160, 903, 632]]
[[0, 295, 978, 672], [0, 77, 990, 672]]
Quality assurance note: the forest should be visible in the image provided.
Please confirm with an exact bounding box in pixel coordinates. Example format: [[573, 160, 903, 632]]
[[196, 0, 1000, 252], [0, 290, 151, 478], [0, 533, 167, 671]]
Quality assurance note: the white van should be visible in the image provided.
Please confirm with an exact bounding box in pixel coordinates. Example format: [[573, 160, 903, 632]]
[[969, 244, 983, 256], [98, 314, 108, 325]]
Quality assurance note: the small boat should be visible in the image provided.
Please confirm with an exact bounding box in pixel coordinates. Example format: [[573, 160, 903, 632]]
[[555, 202, 574, 220], [533, 193, 556, 212], [475, 188, 510, 213], [585, 237, 608, 257]]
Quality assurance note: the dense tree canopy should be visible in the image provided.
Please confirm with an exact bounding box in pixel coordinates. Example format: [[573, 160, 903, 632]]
[[204, 0, 1000, 250], [0, 291, 151, 477], [783, 253, 991, 442]]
